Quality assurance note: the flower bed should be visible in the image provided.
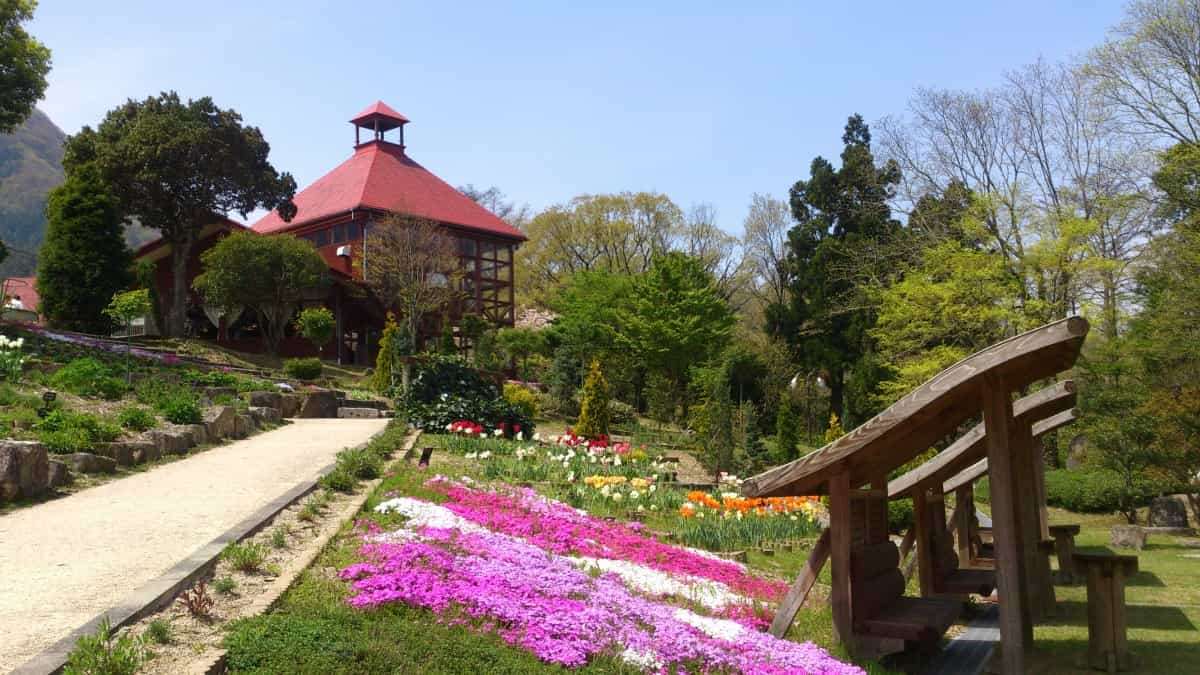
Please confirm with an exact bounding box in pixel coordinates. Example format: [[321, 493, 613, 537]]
[[342, 486, 861, 673]]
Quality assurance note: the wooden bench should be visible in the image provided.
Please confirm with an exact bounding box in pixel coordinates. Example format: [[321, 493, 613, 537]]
[[852, 540, 961, 646], [1049, 524, 1081, 584], [1073, 552, 1138, 672]]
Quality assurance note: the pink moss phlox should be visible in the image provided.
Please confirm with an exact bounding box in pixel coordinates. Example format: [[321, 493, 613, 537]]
[[428, 480, 788, 601]]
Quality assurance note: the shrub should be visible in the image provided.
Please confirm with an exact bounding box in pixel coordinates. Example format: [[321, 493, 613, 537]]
[[36, 409, 121, 453], [50, 357, 126, 399], [159, 396, 202, 425], [283, 357, 323, 381], [400, 355, 534, 436], [213, 576, 238, 595], [64, 617, 145, 675], [502, 383, 539, 419], [888, 498, 914, 534], [337, 446, 382, 480], [117, 406, 157, 431], [221, 541, 268, 573], [1044, 468, 1163, 514], [775, 396, 801, 463], [271, 527, 289, 549], [575, 359, 610, 438], [609, 399, 637, 427], [294, 307, 335, 352], [144, 619, 172, 645], [319, 467, 358, 493]]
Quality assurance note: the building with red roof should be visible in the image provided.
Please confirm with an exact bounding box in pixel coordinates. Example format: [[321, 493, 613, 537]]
[[134, 102, 524, 364]]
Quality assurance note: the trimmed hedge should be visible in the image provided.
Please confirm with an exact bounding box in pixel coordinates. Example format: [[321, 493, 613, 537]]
[[1043, 468, 1160, 514]]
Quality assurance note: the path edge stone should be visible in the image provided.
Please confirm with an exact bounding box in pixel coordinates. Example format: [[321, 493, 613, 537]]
[[12, 423, 409, 675]]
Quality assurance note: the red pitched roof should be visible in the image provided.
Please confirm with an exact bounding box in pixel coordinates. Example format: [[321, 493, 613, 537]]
[[350, 101, 410, 126], [252, 141, 526, 240], [3, 276, 40, 313]]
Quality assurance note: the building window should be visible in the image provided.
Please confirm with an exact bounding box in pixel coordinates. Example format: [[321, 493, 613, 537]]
[[458, 238, 476, 256], [334, 224, 346, 243], [348, 222, 361, 240], [314, 229, 329, 247]]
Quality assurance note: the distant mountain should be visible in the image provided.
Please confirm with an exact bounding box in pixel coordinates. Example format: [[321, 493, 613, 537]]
[[0, 108, 65, 277]]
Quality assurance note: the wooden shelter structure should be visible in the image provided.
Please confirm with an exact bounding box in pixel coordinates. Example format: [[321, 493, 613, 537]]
[[886, 385, 1077, 607], [743, 317, 1089, 673]]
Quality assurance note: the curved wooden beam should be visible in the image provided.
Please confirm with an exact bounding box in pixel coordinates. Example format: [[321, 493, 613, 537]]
[[886, 381, 1076, 499], [743, 317, 1088, 498], [941, 408, 1079, 493]]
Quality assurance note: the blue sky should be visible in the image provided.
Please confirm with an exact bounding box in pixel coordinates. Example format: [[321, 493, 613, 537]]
[[31, 1, 1126, 232]]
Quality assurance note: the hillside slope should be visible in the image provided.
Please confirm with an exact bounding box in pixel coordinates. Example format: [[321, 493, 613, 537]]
[[0, 108, 65, 276]]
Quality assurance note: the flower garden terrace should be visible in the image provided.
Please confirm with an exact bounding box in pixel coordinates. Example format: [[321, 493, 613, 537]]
[[223, 422, 866, 674]]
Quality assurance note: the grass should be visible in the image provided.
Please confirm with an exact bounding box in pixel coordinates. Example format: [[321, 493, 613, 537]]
[[213, 576, 238, 595], [221, 542, 268, 573]]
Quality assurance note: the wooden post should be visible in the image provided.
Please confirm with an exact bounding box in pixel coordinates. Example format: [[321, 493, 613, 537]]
[[981, 372, 1031, 673], [899, 525, 916, 563], [1049, 524, 1081, 584], [955, 484, 974, 567], [829, 471, 854, 646], [1015, 419, 1056, 618], [769, 529, 831, 638], [913, 483, 935, 597], [1033, 437, 1051, 541], [1074, 553, 1138, 672]]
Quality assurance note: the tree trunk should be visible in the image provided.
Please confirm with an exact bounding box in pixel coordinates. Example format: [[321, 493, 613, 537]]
[[167, 234, 195, 337]]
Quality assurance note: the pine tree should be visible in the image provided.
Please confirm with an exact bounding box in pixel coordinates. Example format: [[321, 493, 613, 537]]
[[775, 395, 801, 463], [575, 359, 611, 438], [37, 164, 132, 333]]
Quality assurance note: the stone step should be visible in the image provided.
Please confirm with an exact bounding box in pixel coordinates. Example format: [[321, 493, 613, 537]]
[[342, 398, 390, 410], [337, 407, 380, 419]]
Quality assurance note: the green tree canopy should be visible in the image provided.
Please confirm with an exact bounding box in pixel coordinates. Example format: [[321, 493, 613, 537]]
[[37, 164, 132, 333], [768, 114, 903, 425], [193, 232, 327, 355], [0, 0, 50, 133], [294, 306, 335, 353], [63, 92, 296, 336]]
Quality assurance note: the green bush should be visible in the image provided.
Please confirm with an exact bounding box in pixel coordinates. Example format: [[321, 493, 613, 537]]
[[888, 498, 914, 534], [221, 541, 268, 573], [37, 409, 121, 453], [318, 467, 357, 493], [1044, 468, 1162, 514], [575, 359, 610, 438], [117, 406, 157, 431], [160, 396, 202, 425], [64, 617, 145, 675], [337, 446, 383, 480], [283, 357, 323, 381], [502, 383, 539, 419], [50, 358, 127, 400], [400, 355, 534, 436]]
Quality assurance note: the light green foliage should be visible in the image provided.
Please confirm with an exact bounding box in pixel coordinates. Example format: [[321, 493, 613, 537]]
[[0, 0, 51, 133], [822, 413, 845, 445], [618, 252, 734, 418], [294, 307, 335, 352], [194, 231, 327, 355], [64, 616, 145, 675], [143, 619, 172, 645], [502, 382, 539, 419], [103, 289, 151, 333], [221, 541, 268, 573], [870, 237, 1032, 406], [213, 576, 238, 595], [372, 315, 408, 394], [496, 327, 545, 375], [38, 165, 133, 333], [116, 406, 156, 432], [575, 359, 610, 438], [36, 409, 121, 454], [50, 357, 126, 399]]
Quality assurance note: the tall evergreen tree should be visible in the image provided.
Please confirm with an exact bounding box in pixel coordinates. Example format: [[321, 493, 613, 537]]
[[37, 165, 132, 333], [767, 115, 902, 425]]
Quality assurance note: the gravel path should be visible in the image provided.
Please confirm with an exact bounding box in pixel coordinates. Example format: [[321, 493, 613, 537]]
[[0, 418, 388, 670]]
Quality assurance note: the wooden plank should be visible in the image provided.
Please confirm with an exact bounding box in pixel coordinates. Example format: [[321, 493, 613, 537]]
[[981, 372, 1031, 674], [899, 525, 916, 562], [941, 409, 1078, 495], [829, 471, 854, 646], [889, 381, 1077, 499], [913, 484, 935, 597], [1032, 437, 1050, 541], [1014, 419, 1057, 619], [955, 485, 973, 567], [768, 529, 831, 638], [743, 318, 1088, 498]]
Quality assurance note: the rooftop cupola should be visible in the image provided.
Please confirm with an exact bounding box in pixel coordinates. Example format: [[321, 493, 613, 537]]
[[350, 101, 410, 149]]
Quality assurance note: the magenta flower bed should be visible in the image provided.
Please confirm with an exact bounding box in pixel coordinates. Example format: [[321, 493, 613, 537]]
[[428, 478, 789, 601], [342, 519, 860, 674]]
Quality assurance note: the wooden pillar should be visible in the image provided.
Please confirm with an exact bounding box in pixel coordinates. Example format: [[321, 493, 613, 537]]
[[1015, 419, 1056, 618], [1033, 437, 1051, 540], [981, 372, 1031, 673], [913, 482, 935, 597], [899, 524, 916, 563], [829, 471, 854, 646], [955, 484, 974, 567]]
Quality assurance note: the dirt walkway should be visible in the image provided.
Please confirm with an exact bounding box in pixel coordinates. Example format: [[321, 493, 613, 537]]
[[0, 418, 388, 670]]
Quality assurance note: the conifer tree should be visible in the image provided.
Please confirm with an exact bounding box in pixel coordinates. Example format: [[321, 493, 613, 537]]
[[575, 359, 611, 438]]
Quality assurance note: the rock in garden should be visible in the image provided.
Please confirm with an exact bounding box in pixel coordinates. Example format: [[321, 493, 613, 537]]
[[343, 398, 386, 410], [234, 413, 257, 438], [248, 406, 281, 425], [202, 405, 237, 441], [145, 429, 192, 456], [202, 386, 237, 401], [337, 407, 380, 419], [1149, 496, 1189, 528], [298, 389, 339, 418], [47, 459, 72, 488], [1111, 525, 1147, 550], [97, 442, 138, 467], [63, 452, 117, 474], [248, 391, 282, 410], [129, 442, 161, 464], [279, 393, 302, 418], [181, 423, 208, 446], [1066, 434, 1087, 470], [0, 441, 49, 501]]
